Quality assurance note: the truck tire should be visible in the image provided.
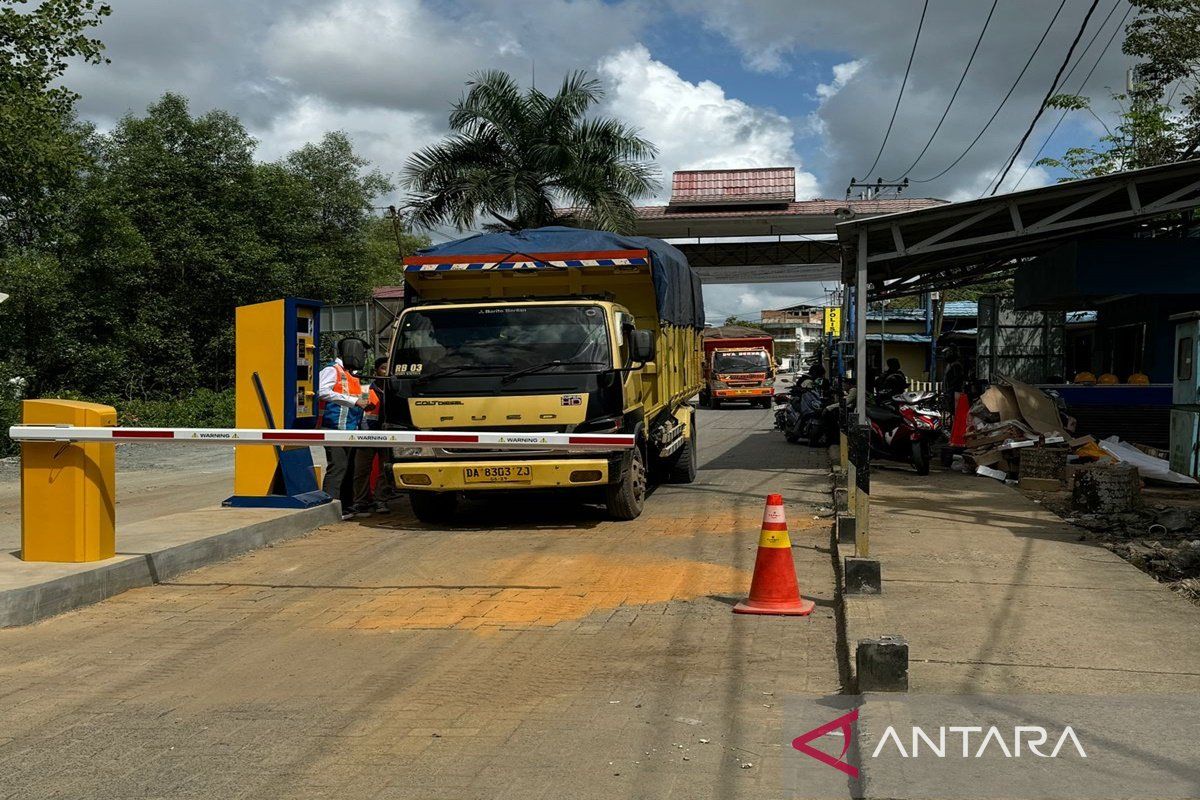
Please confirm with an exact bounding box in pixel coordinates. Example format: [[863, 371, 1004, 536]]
[[710, 397, 721, 410], [606, 446, 646, 520], [667, 413, 698, 484], [409, 491, 458, 524]]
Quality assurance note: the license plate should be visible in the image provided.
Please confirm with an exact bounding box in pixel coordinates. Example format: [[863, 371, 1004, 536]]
[[463, 465, 532, 484]]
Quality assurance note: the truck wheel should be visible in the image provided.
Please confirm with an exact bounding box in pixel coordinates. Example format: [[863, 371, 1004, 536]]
[[409, 491, 458, 523], [667, 415, 698, 484], [606, 446, 646, 520], [710, 398, 721, 410]]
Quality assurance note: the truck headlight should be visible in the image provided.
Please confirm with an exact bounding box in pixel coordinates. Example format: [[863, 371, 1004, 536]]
[[764, 378, 775, 387], [712, 380, 727, 389]]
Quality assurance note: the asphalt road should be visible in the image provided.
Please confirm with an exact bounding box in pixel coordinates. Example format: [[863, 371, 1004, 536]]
[[0, 403, 840, 799]]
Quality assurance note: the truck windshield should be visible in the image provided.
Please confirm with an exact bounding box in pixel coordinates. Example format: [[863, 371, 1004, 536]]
[[393, 305, 611, 378], [714, 350, 770, 373]]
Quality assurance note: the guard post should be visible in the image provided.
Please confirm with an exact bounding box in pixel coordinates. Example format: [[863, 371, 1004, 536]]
[[854, 422, 871, 557], [227, 298, 328, 508], [20, 399, 117, 562]]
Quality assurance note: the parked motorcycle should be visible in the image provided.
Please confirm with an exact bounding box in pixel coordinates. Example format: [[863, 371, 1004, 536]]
[[774, 380, 834, 446], [862, 390, 942, 475]]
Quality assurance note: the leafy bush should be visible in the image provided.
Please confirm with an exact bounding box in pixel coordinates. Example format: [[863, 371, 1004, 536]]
[[114, 389, 235, 429], [0, 388, 235, 457]]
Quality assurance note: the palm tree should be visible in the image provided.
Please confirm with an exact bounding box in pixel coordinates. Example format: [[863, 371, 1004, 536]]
[[403, 70, 659, 234]]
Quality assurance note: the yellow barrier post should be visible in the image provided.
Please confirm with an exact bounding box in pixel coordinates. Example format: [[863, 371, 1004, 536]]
[[20, 399, 117, 562]]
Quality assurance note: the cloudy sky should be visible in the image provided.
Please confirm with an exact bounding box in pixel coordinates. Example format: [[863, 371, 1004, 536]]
[[65, 0, 1137, 322]]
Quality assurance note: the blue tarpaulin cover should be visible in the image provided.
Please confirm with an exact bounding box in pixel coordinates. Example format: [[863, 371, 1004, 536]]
[[413, 226, 705, 329]]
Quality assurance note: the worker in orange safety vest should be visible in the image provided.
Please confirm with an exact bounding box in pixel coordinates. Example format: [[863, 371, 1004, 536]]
[[318, 338, 368, 518], [352, 357, 396, 515]]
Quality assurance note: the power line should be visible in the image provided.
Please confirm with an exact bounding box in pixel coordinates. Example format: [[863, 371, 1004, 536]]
[[1013, 1, 1134, 189], [986, 0, 1103, 196], [909, 0, 1069, 184], [860, 0, 930, 179], [890, 0, 999, 181], [982, 0, 1124, 195]]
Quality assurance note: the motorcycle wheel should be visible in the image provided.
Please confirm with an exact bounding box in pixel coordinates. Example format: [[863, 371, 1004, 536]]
[[911, 438, 931, 475]]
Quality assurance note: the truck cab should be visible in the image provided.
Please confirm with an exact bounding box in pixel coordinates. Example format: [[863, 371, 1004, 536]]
[[382, 227, 704, 522], [700, 334, 776, 409]]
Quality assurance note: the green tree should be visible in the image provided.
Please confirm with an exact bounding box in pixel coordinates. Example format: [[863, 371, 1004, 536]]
[[363, 213, 429, 288], [722, 317, 767, 330], [282, 131, 395, 301], [1124, 0, 1200, 160], [42, 95, 401, 397], [0, 0, 110, 246], [1035, 92, 1184, 180], [404, 70, 659, 234]]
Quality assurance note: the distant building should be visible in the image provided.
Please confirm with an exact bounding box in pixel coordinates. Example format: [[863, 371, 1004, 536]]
[[760, 304, 825, 367], [760, 299, 979, 380]]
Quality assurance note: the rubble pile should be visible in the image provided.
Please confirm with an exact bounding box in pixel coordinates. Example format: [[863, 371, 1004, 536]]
[[955, 377, 1198, 491]]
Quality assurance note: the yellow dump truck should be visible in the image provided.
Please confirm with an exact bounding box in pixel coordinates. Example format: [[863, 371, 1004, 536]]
[[383, 226, 705, 521]]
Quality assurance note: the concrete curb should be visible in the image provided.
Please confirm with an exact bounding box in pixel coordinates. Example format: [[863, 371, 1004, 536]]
[[0, 502, 342, 628]]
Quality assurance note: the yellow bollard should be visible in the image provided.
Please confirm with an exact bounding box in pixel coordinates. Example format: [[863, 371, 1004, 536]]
[[20, 399, 117, 562]]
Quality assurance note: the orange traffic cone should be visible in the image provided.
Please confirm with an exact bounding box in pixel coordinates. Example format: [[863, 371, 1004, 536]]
[[949, 391, 969, 448], [733, 494, 815, 616]]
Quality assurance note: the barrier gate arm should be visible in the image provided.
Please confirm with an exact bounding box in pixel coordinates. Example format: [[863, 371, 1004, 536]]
[[8, 425, 636, 453]]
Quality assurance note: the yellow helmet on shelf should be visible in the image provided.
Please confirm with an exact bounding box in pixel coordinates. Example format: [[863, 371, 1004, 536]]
[[1098, 373, 1119, 385], [1127, 372, 1150, 385], [1073, 371, 1096, 384]]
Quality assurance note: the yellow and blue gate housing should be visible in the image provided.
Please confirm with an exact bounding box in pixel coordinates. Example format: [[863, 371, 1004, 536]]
[[225, 297, 330, 509]]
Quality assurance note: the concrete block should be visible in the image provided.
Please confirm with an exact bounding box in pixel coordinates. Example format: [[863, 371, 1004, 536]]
[[1019, 445, 1067, 480], [1072, 462, 1141, 513], [836, 513, 856, 545], [844, 556, 880, 594], [834, 487, 848, 513], [856, 634, 909, 692], [1018, 476, 1062, 492]]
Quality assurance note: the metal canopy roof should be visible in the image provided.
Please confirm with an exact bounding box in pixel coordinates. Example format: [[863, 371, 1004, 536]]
[[836, 159, 1200, 298], [673, 239, 841, 284], [634, 197, 945, 239]]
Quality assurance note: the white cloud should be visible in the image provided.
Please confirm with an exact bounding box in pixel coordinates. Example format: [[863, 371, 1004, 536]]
[[703, 281, 834, 324], [598, 45, 819, 200], [944, 158, 1054, 203], [673, 0, 1136, 198], [816, 60, 864, 101]]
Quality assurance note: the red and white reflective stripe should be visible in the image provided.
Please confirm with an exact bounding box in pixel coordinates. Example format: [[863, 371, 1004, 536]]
[[761, 499, 788, 531], [8, 425, 636, 452]]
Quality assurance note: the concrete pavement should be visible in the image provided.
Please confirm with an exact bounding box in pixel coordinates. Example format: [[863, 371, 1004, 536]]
[[848, 463, 1200, 693], [0, 405, 840, 800]]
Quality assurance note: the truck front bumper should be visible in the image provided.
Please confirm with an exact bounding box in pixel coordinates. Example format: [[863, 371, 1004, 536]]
[[394, 459, 610, 491], [714, 387, 774, 398]]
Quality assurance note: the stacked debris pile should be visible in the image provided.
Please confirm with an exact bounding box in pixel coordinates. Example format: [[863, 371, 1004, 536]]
[[956, 376, 1198, 491]]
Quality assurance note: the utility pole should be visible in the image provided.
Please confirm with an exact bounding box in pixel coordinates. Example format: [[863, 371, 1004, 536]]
[[846, 177, 910, 200]]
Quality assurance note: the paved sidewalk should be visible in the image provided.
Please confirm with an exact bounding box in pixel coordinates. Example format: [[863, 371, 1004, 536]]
[[849, 465, 1200, 693]]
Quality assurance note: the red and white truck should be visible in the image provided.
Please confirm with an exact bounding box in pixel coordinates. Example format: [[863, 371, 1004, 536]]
[[700, 328, 776, 409]]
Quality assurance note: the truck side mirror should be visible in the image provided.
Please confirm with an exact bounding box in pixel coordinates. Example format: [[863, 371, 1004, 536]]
[[631, 329, 656, 363]]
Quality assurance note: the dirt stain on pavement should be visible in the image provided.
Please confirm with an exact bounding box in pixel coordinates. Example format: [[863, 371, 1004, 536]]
[[335, 553, 751, 632]]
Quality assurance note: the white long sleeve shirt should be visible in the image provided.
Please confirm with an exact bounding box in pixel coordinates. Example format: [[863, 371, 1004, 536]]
[[318, 358, 361, 408]]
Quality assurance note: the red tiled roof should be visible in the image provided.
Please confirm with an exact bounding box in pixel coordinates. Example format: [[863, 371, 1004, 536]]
[[670, 167, 795, 205], [373, 285, 405, 299], [637, 197, 945, 219]]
